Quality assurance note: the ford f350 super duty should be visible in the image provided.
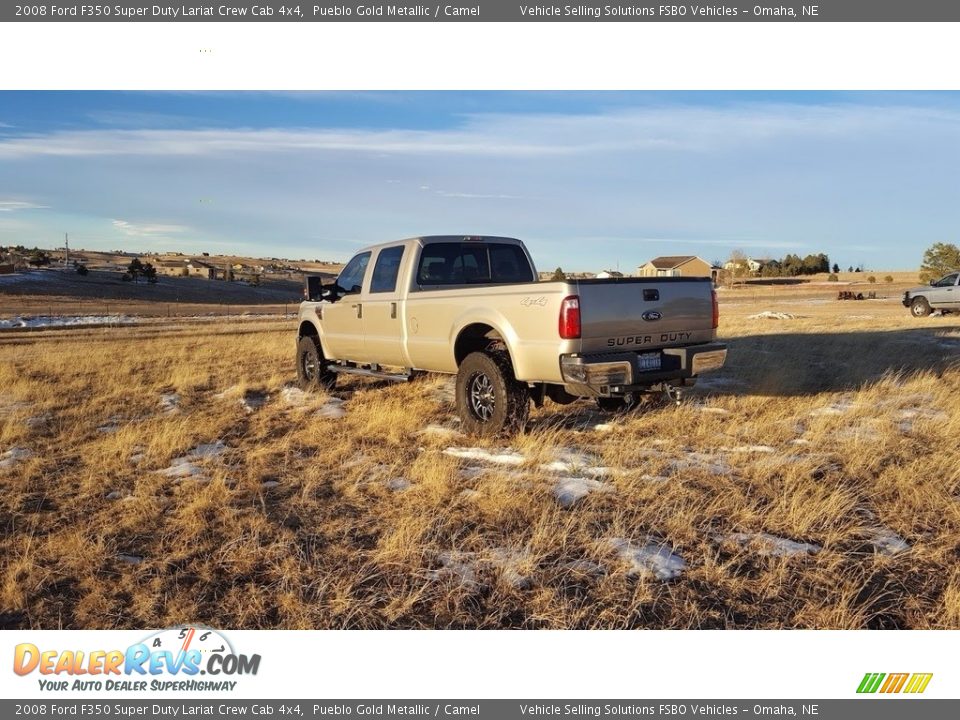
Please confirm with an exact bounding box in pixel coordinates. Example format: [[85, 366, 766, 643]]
[[296, 235, 727, 435]]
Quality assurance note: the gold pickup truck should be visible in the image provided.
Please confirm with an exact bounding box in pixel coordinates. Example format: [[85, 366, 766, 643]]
[[297, 235, 726, 435]]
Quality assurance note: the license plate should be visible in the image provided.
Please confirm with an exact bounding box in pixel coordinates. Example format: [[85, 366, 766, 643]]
[[637, 352, 661, 371]]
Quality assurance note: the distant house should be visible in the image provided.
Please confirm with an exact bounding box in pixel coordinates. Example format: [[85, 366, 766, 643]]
[[723, 257, 767, 275], [639, 256, 720, 282], [595, 270, 624, 279]]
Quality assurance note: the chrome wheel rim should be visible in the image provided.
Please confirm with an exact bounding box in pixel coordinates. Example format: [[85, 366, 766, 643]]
[[469, 372, 496, 421], [301, 350, 318, 381], [912, 303, 925, 316]]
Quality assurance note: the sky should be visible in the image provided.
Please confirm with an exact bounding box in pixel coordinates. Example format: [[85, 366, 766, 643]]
[[1, 91, 959, 271]]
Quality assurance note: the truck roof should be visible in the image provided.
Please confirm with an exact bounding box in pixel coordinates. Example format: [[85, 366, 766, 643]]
[[358, 235, 526, 253]]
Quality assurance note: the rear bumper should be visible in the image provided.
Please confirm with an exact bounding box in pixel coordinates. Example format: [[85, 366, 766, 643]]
[[559, 343, 727, 397]]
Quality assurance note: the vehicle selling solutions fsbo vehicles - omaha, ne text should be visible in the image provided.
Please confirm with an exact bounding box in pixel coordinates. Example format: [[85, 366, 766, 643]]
[[296, 236, 727, 435]]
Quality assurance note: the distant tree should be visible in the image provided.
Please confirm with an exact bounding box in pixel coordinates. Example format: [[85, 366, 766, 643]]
[[551, 267, 566, 281], [827, 273, 839, 282], [75, 264, 89, 276], [28, 249, 50, 267], [919, 242, 960, 283], [127, 257, 144, 282], [848, 266, 854, 272], [854, 267, 862, 273], [142, 262, 157, 284], [884, 275, 894, 283], [832, 263, 840, 274], [867, 275, 877, 283], [726, 250, 751, 286]]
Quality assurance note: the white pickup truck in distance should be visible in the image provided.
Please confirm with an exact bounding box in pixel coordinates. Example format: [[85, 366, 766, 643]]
[[296, 235, 727, 435]]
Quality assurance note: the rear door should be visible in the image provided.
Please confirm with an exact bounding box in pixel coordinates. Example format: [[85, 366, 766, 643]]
[[360, 244, 408, 367]]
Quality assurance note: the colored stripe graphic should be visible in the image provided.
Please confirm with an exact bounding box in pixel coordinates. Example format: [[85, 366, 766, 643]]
[[881, 673, 909, 693], [857, 672, 932, 694], [857, 673, 885, 693], [904, 673, 933, 694]]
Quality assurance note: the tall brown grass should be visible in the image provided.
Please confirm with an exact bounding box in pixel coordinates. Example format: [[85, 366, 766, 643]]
[[1, 297, 959, 629]]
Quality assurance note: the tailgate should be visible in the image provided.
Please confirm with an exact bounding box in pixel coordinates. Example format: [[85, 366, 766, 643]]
[[574, 278, 716, 353]]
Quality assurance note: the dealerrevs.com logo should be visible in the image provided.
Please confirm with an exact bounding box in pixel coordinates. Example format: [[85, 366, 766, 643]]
[[857, 672, 933, 694], [13, 627, 261, 692]]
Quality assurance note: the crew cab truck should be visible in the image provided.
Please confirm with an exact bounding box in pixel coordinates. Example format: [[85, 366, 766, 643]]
[[903, 271, 960, 317], [296, 236, 727, 435]]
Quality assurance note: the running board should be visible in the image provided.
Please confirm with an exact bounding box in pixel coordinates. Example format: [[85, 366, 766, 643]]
[[329, 365, 412, 382]]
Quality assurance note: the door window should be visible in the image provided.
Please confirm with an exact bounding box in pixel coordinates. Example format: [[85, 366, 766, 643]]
[[369, 246, 405, 293], [337, 252, 371, 294]]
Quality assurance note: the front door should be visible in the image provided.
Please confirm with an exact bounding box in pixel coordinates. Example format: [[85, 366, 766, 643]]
[[360, 245, 408, 367], [320, 252, 370, 361]]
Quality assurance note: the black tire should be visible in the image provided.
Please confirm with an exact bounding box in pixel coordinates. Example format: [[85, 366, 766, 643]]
[[596, 393, 638, 413], [296, 336, 336, 390], [456, 351, 529, 436], [910, 297, 931, 318]]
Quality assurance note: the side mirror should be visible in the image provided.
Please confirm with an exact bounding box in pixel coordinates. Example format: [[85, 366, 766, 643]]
[[930, 280, 936, 286]]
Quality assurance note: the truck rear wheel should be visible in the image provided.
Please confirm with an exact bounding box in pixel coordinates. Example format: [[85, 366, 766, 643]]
[[456, 351, 529, 436], [296, 336, 336, 390], [910, 297, 931, 317]]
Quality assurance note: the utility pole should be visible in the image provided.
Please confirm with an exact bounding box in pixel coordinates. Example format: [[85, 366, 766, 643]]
[[64, 233, 69, 266]]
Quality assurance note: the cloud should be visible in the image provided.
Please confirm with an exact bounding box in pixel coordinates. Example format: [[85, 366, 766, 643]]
[[112, 219, 189, 237], [435, 191, 525, 200], [0, 200, 48, 211], [1, 102, 953, 161]]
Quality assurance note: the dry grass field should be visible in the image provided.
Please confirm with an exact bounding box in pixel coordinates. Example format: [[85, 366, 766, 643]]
[[1, 292, 959, 630]]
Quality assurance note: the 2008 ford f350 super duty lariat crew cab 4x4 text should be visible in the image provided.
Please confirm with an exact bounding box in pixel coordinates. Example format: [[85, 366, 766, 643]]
[[296, 235, 727, 435]]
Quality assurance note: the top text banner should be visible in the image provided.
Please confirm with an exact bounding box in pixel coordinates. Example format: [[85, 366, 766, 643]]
[[8, 0, 960, 22]]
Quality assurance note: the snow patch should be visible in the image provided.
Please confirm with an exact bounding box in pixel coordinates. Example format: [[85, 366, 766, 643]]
[[443, 447, 526, 466], [416, 423, 464, 439], [429, 551, 479, 588], [723, 445, 776, 454], [0, 447, 31, 472], [552, 477, 613, 509], [748, 311, 806, 320], [722, 532, 821, 557], [809, 398, 855, 417], [489, 548, 534, 589], [606, 538, 686, 580], [863, 527, 910, 555], [158, 392, 180, 414], [0, 315, 135, 329], [280, 387, 312, 406], [315, 400, 346, 419], [386, 477, 411, 492]]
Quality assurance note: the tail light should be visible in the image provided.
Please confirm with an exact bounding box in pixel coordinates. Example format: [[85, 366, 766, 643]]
[[711, 289, 719, 329], [559, 295, 581, 339]]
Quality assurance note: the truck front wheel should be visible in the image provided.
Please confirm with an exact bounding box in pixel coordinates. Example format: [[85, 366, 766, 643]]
[[296, 336, 336, 390], [456, 351, 529, 436], [910, 297, 932, 318]]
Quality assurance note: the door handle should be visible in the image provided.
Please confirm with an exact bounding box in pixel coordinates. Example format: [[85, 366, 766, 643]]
[[391, 302, 397, 319], [351, 303, 362, 318]]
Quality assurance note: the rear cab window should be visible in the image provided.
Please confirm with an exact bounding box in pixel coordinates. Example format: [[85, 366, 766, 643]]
[[415, 242, 534, 287]]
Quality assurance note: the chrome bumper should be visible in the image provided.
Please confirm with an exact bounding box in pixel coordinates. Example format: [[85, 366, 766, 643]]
[[560, 343, 728, 394]]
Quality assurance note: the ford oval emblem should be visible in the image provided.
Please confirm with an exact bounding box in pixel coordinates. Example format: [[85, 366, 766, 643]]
[[642, 311, 662, 322]]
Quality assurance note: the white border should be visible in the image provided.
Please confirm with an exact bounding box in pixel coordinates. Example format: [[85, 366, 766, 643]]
[[0, 629, 952, 699], [0, 22, 959, 90]]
